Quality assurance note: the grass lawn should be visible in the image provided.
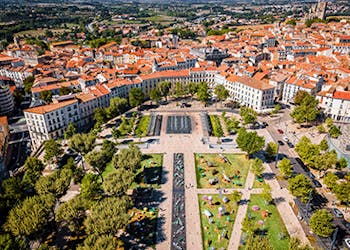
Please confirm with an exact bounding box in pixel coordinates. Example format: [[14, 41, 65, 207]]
[[195, 153, 249, 188], [131, 154, 163, 189], [209, 115, 224, 137], [198, 194, 240, 250], [241, 194, 290, 250], [127, 207, 158, 249], [135, 115, 150, 137]]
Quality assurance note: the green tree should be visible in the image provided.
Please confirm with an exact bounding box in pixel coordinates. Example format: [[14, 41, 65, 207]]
[[309, 209, 334, 237], [317, 124, 325, 133], [328, 125, 341, 138], [85, 151, 107, 176], [239, 106, 257, 124], [149, 88, 161, 104], [291, 93, 319, 124], [250, 158, 264, 178], [23, 76, 35, 94], [94, 107, 107, 125], [236, 128, 265, 156], [187, 82, 198, 97], [173, 82, 185, 97], [244, 236, 273, 250], [265, 142, 278, 159], [129, 88, 144, 108], [325, 117, 333, 127], [288, 237, 313, 250], [64, 122, 77, 139], [102, 168, 134, 196], [1, 177, 25, 210], [22, 157, 44, 190], [113, 145, 142, 172], [231, 190, 241, 204], [101, 140, 116, 163], [272, 103, 282, 114], [336, 157, 348, 170], [288, 174, 313, 202], [196, 82, 211, 104], [278, 158, 293, 178], [295, 136, 320, 168], [84, 196, 131, 235], [44, 139, 62, 163], [70, 133, 96, 154], [286, 19, 296, 26], [80, 173, 100, 199], [319, 139, 328, 151], [59, 86, 71, 96], [157, 81, 171, 101], [214, 84, 229, 102], [315, 151, 337, 175], [55, 196, 88, 233], [77, 234, 122, 250], [5, 194, 55, 238], [262, 184, 273, 204], [334, 182, 350, 209], [39, 90, 53, 103], [294, 90, 308, 105], [107, 97, 128, 119], [323, 172, 339, 190]]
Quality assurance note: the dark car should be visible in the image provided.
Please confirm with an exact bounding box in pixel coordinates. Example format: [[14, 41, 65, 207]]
[[262, 122, 268, 127], [312, 179, 322, 188], [287, 142, 294, 148], [342, 220, 350, 230], [295, 157, 310, 172], [332, 208, 344, 218], [277, 140, 284, 146], [277, 129, 284, 134]]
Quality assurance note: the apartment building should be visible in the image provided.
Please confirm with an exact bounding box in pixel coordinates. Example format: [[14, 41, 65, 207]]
[[222, 75, 275, 112], [24, 99, 80, 149], [0, 77, 14, 116]]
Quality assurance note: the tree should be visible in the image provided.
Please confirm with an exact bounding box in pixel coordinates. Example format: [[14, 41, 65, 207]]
[[22, 157, 44, 190], [102, 168, 134, 196], [39, 90, 53, 103], [173, 82, 185, 97], [309, 209, 334, 237], [325, 117, 333, 127], [113, 145, 142, 172], [64, 122, 77, 139], [44, 139, 62, 163], [315, 151, 337, 175], [250, 158, 264, 178], [70, 133, 96, 154], [291, 93, 319, 124], [317, 124, 325, 134], [239, 106, 257, 124], [334, 182, 350, 209], [80, 173, 100, 199], [149, 88, 161, 104], [94, 107, 107, 125], [278, 158, 293, 178], [107, 97, 128, 119], [288, 174, 313, 202], [236, 128, 265, 156], [35, 169, 72, 197], [319, 139, 328, 151], [336, 157, 348, 170], [84, 196, 131, 235], [231, 190, 241, 204], [55, 196, 88, 233], [295, 136, 320, 168], [59, 86, 71, 96], [157, 81, 171, 101], [5, 194, 55, 238], [261, 184, 273, 204], [323, 172, 338, 190], [244, 236, 273, 250], [101, 140, 116, 162], [214, 84, 229, 102], [265, 142, 278, 159], [23, 76, 35, 94], [196, 82, 211, 104], [328, 125, 341, 138], [85, 151, 107, 176], [77, 234, 122, 250], [187, 82, 198, 97], [286, 19, 296, 26], [129, 87, 144, 108], [1, 177, 25, 210], [288, 237, 313, 250], [272, 103, 282, 114], [294, 90, 308, 105]]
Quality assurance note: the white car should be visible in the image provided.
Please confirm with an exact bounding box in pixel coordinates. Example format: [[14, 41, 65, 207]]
[[344, 238, 350, 249], [283, 136, 289, 142]]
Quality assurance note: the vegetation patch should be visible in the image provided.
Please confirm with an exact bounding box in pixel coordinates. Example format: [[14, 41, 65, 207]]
[[195, 153, 249, 188], [135, 115, 150, 137], [209, 115, 224, 137], [199, 193, 240, 250]]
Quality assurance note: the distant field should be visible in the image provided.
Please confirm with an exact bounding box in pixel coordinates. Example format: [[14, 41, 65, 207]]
[[142, 15, 176, 24], [15, 25, 76, 37]]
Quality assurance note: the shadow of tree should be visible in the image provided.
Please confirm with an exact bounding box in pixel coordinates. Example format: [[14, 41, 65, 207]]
[[262, 172, 276, 180]]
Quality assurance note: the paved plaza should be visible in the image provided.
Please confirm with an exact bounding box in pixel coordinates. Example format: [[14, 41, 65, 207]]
[[136, 111, 309, 250]]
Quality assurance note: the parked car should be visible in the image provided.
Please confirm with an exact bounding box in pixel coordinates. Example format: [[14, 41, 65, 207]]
[[312, 179, 322, 188], [277, 140, 284, 146], [342, 220, 350, 230], [283, 136, 289, 142], [262, 122, 268, 127], [277, 129, 284, 134], [332, 208, 344, 218], [344, 238, 350, 249], [74, 155, 82, 164], [295, 158, 309, 172], [287, 142, 294, 148], [307, 171, 315, 179]]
